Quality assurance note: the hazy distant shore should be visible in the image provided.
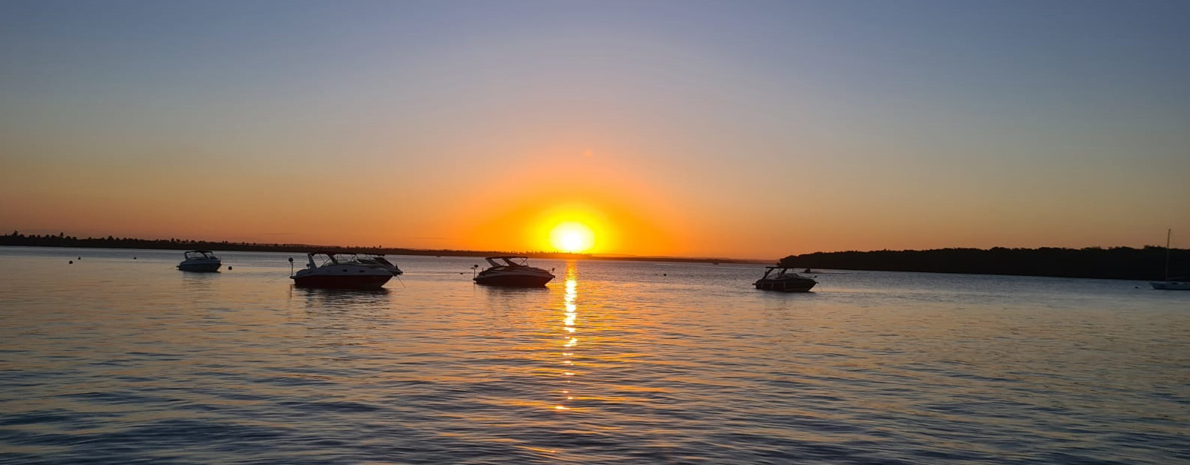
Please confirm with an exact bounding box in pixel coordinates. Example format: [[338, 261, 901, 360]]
[[0, 232, 764, 265]]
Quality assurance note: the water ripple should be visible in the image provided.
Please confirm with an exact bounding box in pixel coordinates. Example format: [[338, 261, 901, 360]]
[[0, 249, 1188, 463]]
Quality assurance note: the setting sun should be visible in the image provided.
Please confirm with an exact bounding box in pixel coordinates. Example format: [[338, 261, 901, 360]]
[[550, 222, 596, 253]]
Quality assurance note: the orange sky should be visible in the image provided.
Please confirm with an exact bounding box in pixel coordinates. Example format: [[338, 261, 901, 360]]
[[2, 2, 1189, 259]]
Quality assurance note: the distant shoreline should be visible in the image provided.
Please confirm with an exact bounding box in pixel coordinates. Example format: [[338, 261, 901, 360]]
[[0, 233, 767, 265], [779, 247, 1187, 282], [6, 233, 1186, 280]]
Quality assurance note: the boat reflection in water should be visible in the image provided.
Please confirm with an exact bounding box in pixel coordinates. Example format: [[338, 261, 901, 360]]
[[290, 286, 392, 312]]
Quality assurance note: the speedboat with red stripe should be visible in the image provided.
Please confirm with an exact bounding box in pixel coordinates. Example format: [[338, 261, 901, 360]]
[[290, 252, 395, 289]]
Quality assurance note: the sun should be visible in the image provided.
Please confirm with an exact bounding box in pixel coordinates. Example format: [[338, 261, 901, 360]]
[[549, 221, 596, 253]]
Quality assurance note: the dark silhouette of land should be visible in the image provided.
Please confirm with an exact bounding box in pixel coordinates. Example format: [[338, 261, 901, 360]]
[[6, 231, 1184, 279], [780, 247, 1188, 281], [0, 231, 759, 265]]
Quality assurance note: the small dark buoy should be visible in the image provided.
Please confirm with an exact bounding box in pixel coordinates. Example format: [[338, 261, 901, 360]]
[[133, 257, 137, 260], [68, 260, 73, 264], [663, 273, 667, 276], [77, 256, 81, 260], [227, 266, 232, 270]]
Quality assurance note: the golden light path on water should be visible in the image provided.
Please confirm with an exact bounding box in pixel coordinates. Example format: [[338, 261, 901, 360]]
[[557, 262, 578, 412]]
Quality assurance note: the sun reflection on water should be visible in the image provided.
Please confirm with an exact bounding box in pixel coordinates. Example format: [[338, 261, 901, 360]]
[[556, 262, 579, 412]]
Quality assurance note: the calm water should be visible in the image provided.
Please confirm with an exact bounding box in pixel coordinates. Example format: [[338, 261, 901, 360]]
[[1, 246, 1188, 464]]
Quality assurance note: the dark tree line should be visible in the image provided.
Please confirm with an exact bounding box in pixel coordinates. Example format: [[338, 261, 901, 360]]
[[0, 230, 600, 260], [1, 231, 320, 253], [779, 247, 1189, 281], [0, 230, 762, 264]]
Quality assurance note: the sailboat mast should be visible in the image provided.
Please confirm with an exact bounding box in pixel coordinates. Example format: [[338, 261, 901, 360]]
[[1165, 229, 1171, 281]]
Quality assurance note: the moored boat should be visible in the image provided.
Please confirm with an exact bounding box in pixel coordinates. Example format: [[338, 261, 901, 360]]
[[1151, 230, 1189, 291], [178, 250, 222, 272], [754, 266, 817, 292], [474, 256, 554, 287], [291, 252, 393, 289], [1151, 279, 1190, 291]]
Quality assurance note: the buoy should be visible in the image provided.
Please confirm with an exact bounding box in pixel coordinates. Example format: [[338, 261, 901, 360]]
[[68, 260, 73, 264], [227, 266, 232, 270], [133, 257, 137, 260], [663, 273, 667, 276]]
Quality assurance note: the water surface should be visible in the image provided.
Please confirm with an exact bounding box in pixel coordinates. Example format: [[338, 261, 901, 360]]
[[1, 247, 1188, 464]]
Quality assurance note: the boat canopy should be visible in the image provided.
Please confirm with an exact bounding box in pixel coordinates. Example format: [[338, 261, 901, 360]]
[[759, 266, 804, 279], [485, 256, 530, 267], [183, 250, 218, 259], [306, 252, 351, 266], [305, 252, 397, 270], [308, 251, 387, 257]]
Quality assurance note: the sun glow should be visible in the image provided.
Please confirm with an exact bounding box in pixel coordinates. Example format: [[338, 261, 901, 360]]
[[550, 222, 595, 253]]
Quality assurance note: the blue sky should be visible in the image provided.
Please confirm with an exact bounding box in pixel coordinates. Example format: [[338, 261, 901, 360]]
[[2, 0, 1188, 257]]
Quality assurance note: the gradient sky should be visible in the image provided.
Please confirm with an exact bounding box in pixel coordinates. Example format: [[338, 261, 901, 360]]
[[2, 0, 1188, 259]]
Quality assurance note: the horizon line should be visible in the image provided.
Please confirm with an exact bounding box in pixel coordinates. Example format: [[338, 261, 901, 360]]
[[2, 230, 1183, 263]]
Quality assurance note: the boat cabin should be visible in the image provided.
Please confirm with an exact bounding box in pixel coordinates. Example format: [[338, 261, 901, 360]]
[[183, 250, 218, 260]]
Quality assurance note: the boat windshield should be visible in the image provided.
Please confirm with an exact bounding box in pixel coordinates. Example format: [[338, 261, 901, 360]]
[[308, 253, 396, 269], [184, 250, 216, 260], [352, 255, 393, 266], [309, 253, 351, 267]]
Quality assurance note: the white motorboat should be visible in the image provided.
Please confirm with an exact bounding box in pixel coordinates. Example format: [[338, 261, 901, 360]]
[[178, 250, 222, 272], [474, 256, 554, 287], [1151, 229, 1189, 291], [754, 266, 817, 292], [291, 252, 393, 289]]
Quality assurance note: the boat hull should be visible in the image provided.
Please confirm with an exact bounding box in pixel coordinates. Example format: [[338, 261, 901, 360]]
[[292, 274, 392, 289], [178, 262, 221, 272], [474, 274, 553, 287], [1151, 281, 1190, 290], [754, 279, 816, 292]]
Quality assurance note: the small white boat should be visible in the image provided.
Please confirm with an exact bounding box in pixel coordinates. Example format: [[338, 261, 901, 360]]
[[1151, 229, 1189, 291], [474, 256, 554, 287], [177, 250, 222, 272], [291, 252, 393, 289], [754, 266, 817, 292]]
